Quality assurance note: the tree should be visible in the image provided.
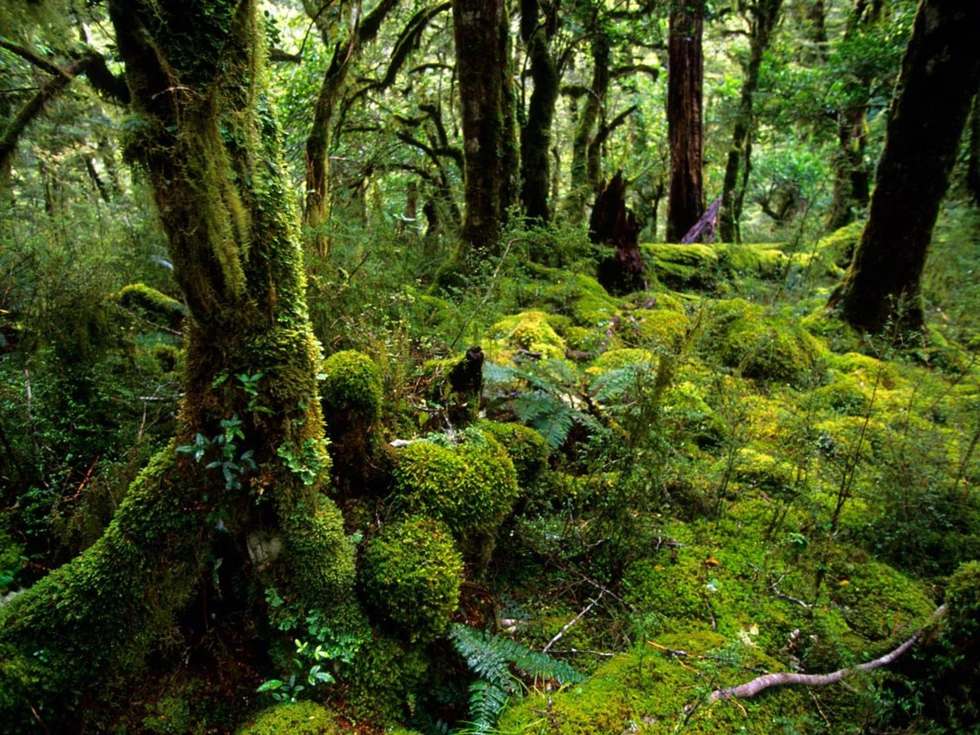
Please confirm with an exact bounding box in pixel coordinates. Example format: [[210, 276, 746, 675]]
[[718, 0, 783, 243], [666, 0, 705, 243], [0, 0, 353, 728], [453, 0, 519, 253], [829, 0, 980, 334]]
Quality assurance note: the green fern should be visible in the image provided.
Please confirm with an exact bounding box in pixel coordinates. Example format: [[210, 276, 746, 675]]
[[449, 624, 586, 734]]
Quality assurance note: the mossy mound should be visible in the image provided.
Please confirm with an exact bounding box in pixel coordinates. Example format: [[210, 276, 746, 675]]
[[477, 420, 549, 487], [644, 243, 721, 291], [490, 310, 567, 360], [716, 243, 791, 279], [589, 347, 655, 373], [358, 516, 463, 642], [631, 308, 691, 351], [391, 430, 520, 537], [236, 701, 343, 734], [815, 221, 864, 271], [112, 283, 186, 330], [319, 350, 383, 424], [523, 266, 623, 326], [701, 299, 825, 385]]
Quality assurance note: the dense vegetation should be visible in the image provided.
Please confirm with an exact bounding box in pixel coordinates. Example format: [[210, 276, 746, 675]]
[[1, 0, 979, 733]]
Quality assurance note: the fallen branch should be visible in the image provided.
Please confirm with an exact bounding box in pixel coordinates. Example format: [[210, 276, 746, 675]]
[[709, 605, 945, 702], [542, 589, 605, 654]]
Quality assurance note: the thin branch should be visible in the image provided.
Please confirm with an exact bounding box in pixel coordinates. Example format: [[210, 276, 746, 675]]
[[542, 589, 605, 654], [708, 605, 946, 702]]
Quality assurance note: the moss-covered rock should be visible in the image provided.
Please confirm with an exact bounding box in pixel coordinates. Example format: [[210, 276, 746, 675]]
[[345, 632, 431, 723], [702, 299, 825, 385], [644, 243, 721, 291], [490, 310, 566, 360], [477, 420, 550, 487], [358, 516, 463, 642], [392, 431, 520, 539], [633, 308, 691, 351], [319, 350, 383, 425], [236, 701, 343, 734]]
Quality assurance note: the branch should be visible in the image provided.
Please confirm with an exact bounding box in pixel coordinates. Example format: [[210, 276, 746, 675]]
[[708, 605, 946, 702], [0, 38, 70, 78]]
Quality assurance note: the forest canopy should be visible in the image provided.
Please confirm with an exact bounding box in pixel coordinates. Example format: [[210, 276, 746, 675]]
[[1, 0, 979, 733]]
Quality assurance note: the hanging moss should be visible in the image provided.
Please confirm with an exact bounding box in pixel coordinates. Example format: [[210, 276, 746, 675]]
[[358, 516, 463, 642]]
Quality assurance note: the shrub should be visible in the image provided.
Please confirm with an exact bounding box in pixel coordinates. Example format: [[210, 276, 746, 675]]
[[358, 516, 463, 642]]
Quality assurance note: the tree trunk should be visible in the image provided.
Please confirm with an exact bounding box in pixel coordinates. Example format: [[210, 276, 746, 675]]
[[719, 0, 782, 243], [564, 29, 611, 225], [0, 1, 354, 728], [828, 0, 980, 334], [519, 0, 559, 223], [453, 0, 519, 254], [304, 0, 400, 255], [666, 0, 705, 243], [968, 87, 980, 204]]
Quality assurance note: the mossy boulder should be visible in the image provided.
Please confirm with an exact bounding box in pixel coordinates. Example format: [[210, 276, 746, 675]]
[[358, 516, 463, 642], [477, 420, 549, 487], [632, 308, 691, 351], [716, 243, 791, 280], [392, 431, 520, 539], [644, 243, 721, 291], [490, 310, 566, 360], [702, 299, 825, 385], [319, 350, 383, 425], [236, 701, 343, 734]]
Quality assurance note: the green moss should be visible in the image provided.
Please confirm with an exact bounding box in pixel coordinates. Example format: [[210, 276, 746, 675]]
[[280, 495, 356, 610], [113, 283, 187, 329], [717, 243, 790, 279], [812, 379, 873, 416], [392, 431, 520, 538], [643, 243, 721, 291], [586, 348, 655, 376], [346, 632, 431, 723], [490, 310, 567, 360], [477, 420, 550, 487], [319, 350, 383, 424], [815, 221, 864, 271], [702, 299, 825, 385], [236, 701, 343, 734], [633, 309, 691, 351], [358, 516, 463, 642]]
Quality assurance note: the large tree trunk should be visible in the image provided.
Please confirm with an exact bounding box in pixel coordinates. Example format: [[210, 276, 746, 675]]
[[718, 0, 782, 243], [304, 0, 400, 255], [519, 0, 559, 223], [453, 0, 519, 254], [0, 1, 354, 728], [968, 86, 980, 204], [666, 0, 705, 243], [828, 0, 980, 334]]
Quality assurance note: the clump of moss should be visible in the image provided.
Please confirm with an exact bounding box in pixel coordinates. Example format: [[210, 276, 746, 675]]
[[589, 348, 654, 373], [345, 631, 431, 723], [392, 430, 520, 538], [716, 243, 790, 280], [815, 221, 864, 271], [358, 516, 463, 642], [633, 308, 691, 351], [319, 350, 383, 425], [490, 310, 566, 360], [477, 420, 549, 487], [236, 701, 343, 735], [702, 299, 825, 385], [643, 243, 721, 291], [112, 283, 186, 330]]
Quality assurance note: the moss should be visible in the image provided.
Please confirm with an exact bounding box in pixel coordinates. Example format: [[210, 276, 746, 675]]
[[280, 495, 356, 611], [527, 267, 622, 326], [812, 379, 873, 416], [643, 243, 721, 291], [815, 221, 864, 271], [358, 516, 463, 642], [717, 243, 791, 280], [702, 299, 826, 385], [490, 309, 567, 360], [113, 283, 187, 330], [236, 701, 343, 734], [392, 431, 520, 539], [633, 308, 691, 351], [346, 632, 431, 723], [731, 448, 798, 498], [319, 350, 383, 424], [477, 420, 550, 487]]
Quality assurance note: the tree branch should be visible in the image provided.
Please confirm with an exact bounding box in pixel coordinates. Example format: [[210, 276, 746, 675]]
[[708, 605, 946, 702]]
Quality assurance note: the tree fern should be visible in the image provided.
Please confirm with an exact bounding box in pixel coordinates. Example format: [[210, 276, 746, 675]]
[[449, 624, 586, 734]]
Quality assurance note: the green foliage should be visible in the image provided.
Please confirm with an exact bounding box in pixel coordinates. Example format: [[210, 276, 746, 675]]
[[450, 624, 585, 734], [319, 349, 383, 423], [392, 431, 520, 538], [236, 701, 344, 735], [476, 420, 550, 487], [359, 516, 463, 642]]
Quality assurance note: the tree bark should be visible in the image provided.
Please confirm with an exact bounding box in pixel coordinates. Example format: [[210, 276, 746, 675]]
[[828, 0, 980, 334], [718, 0, 783, 243], [304, 0, 400, 255], [453, 0, 519, 254], [666, 0, 705, 243], [519, 0, 559, 223], [968, 86, 980, 205], [0, 1, 354, 728]]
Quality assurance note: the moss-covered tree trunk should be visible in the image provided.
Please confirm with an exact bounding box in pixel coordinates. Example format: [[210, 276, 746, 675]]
[[968, 86, 980, 205], [666, 0, 705, 243], [304, 0, 400, 255], [0, 1, 353, 729], [519, 0, 559, 223], [718, 0, 782, 244], [828, 0, 980, 334], [453, 0, 519, 254]]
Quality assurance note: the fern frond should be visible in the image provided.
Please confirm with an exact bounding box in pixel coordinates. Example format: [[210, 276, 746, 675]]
[[450, 625, 511, 685], [462, 679, 510, 735]]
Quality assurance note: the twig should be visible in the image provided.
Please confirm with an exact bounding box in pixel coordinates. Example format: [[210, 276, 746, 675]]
[[542, 589, 605, 654], [708, 605, 945, 702]]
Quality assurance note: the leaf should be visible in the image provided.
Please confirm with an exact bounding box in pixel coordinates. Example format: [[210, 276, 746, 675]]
[[256, 679, 283, 692]]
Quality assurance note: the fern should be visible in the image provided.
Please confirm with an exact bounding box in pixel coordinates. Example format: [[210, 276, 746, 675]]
[[450, 624, 586, 734]]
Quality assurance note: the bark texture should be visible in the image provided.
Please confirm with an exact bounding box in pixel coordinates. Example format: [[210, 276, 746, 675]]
[[666, 0, 705, 243], [453, 0, 519, 253], [829, 0, 980, 334], [0, 1, 353, 729]]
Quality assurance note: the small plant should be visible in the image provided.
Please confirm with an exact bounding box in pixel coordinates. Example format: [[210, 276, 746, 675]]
[[176, 413, 256, 490], [256, 638, 336, 704]]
